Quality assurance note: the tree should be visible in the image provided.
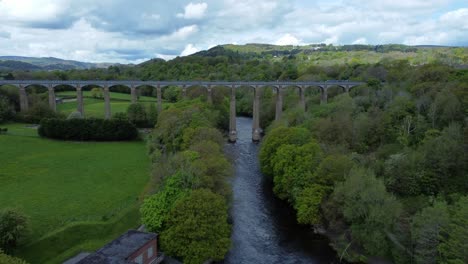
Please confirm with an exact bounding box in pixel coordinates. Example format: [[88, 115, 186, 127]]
[[332, 167, 402, 258], [160, 189, 231, 264], [259, 126, 312, 176], [411, 200, 450, 264], [0, 96, 14, 123], [140, 171, 191, 232], [384, 151, 425, 196], [421, 124, 466, 194], [313, 154, 354, 187], [271, 141, 322, 201], [0, 250, 28, 264], [0, 209, 29, 253], [126, 103, 148, 127], [295, 184, 328, 225], [439, 196, 468, 264], [90, 87, 103, 98], [147, 103, 158, 127]]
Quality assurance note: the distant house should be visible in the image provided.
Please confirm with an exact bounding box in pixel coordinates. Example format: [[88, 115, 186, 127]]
[[76, 230, 164, 264]]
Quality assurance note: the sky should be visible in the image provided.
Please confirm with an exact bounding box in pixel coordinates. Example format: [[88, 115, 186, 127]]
[[0, 0, 467, 63]]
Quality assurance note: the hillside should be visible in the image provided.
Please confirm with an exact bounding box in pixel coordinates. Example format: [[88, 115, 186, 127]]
[[0, 56, 117, 71]]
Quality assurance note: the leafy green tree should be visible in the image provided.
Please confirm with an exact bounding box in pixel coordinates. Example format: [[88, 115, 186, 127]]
[[332, 167, 402, 258], [163, 86, 181, 102], [271, 141, 322, 201], [90, 87, 103, 98], [295, 184, 328, 225], [384, 151, 425, 196], [411, 200, 450, 264], [127, 103, 148, 127], [182, 127, 224, 150], [0, 96, 14, 123], [147, 103, 158, 127], [140, 171, 191, 232], [160, 189, 231, 264], [0, 209, 29, 253], [420, 124, 466, 194], [439, 196, 468, 264], [259, 126, 312, 176], [313, 154, 354, 187]]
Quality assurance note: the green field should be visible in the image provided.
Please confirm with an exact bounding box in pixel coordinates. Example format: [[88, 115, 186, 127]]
[[55, 91, 165, 118], [56, 91, 157, 102], [0, 123, 151, 262]]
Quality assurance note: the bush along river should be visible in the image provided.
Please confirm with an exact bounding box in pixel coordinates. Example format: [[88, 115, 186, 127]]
[[223, 117, 340, 264]]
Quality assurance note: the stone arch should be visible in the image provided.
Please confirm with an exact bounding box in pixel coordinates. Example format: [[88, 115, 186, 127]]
[[183, 84, 208, 100], [325, 84, 347, 102], [301, 85, 325, 105], [133, 84, 156, 100]]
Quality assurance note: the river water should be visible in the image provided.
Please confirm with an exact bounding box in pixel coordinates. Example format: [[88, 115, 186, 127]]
[[223, 117, 339, 264]]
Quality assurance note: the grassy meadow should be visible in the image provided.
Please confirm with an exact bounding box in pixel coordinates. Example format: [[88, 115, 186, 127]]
[[0, 123, 151, 263], [55, 91, 163, 118]]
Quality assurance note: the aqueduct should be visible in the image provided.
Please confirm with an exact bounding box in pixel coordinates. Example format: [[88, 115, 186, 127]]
[[0, 80, 364, 141]]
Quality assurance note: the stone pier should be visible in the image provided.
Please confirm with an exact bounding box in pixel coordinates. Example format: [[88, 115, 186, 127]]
[[131, 86, 137, 103], [252, 86, 261, 142], [76, 85, 84, 116], [299, 86, 306, 111], [104, 86, 111, 119], [229, 86, 237, 142], [157, 85, 162, 112], [19, 86, 28, 112], [48, 85, 56, 111], [275, 86, 283, 121]]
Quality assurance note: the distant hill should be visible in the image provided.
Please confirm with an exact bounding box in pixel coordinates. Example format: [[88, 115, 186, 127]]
[[0, 56, 117, 71], [187, 44, 467, 66]]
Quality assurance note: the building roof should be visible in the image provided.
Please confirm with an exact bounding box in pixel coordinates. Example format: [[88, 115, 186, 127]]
[[77, 230, 158, 264]]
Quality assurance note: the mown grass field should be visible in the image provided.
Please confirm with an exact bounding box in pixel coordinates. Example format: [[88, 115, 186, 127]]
[[0, 123, 151, 263], [55, 91, 166, 118]]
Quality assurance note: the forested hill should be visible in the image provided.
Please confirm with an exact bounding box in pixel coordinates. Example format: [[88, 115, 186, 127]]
[[0, 44, 466, 76], [0, 56, 116, 71]]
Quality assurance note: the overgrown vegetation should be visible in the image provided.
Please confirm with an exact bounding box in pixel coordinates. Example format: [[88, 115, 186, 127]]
[[0, 44, 466, 263], [141, 99, 232, 263], [259, 61, 467, 263]]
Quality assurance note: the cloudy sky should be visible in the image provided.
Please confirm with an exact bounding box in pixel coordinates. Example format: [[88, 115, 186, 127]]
[[0, 0, 467, 63]]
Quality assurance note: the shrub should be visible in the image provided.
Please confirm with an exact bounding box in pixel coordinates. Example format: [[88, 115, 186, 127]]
[[38, 118, 138, 141], [127, 103, 150, 128], [90, 87, 103, 98], [0, 96, 15, 123], [18, 103, 62, 123], [0, 209, 29, 253]]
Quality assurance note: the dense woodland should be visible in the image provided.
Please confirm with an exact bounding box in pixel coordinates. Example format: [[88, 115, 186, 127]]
[[0, 44, 467, 263]]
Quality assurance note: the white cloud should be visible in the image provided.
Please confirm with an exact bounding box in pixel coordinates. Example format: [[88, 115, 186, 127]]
[[275, 34, 300, 45], [180, 44, 200, 56], [440, 8, 468, 29], [0, 0, 69, 25], [177, 2, 208, 19], [352, 37, 367, 44], [163, 25, 199, 41], [0, 0, 466, 63]]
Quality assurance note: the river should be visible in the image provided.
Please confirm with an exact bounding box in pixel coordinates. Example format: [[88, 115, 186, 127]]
[[223, 117, 339, 264]]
